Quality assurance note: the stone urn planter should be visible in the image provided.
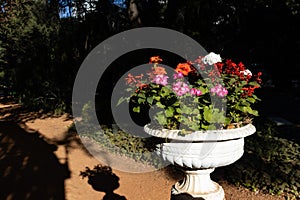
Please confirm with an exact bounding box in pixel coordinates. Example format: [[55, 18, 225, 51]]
[[144, 123, 256, 200]]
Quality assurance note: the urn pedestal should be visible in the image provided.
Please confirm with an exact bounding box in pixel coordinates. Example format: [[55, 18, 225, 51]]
[[144, 124, 256, 200]]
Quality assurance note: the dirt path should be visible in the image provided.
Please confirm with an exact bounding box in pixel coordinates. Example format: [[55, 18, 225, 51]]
[[0, 100, 285, 200]]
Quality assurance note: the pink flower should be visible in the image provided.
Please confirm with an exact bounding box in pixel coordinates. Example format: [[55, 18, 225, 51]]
[[190, 88, 202, 96], [210, 84, 228, 97], [173, 72, 184, 79], [151, 74, 169, 86], [172, 81, 190, 96]]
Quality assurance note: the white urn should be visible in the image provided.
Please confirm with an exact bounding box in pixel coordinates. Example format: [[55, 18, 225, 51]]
[[144, 123, 256, 200]]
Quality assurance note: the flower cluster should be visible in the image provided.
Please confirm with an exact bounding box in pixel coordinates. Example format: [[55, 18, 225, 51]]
[[210, 84, 228, 97], [119, 52, 262, 133]]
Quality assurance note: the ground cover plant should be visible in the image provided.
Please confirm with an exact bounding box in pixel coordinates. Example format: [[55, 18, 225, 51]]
[[73, 111, 299, 199], [215, 118, 299, 199]]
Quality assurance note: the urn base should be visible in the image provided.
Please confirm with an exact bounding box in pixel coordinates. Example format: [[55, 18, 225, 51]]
[[171, 168, 225, 200]]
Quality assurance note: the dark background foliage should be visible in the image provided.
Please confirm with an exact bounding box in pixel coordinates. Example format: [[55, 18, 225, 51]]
[[1, 0, 299, 113]]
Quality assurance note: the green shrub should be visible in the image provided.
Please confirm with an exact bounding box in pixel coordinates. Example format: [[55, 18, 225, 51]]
[[219, 118, 299, 199]]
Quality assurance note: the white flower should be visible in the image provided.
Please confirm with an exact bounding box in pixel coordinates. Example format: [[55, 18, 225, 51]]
[[202, 52, 222, 65], [240, 69, 252, 76]]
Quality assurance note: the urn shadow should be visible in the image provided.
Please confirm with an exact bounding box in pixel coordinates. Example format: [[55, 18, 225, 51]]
[[80, 164, 126, 200]]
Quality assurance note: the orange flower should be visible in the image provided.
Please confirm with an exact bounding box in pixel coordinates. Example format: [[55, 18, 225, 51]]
[[125, 73, 143, 85], [149, 56, 163, 63], [175, 63, 192, 76], [135, 74, 144, 79], [153, 66, 167, 75], [125, 73, 136, 85]]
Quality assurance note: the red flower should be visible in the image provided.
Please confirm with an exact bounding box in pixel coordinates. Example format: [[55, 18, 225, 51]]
[[135, 83, 148, 92], [255, 72, 263, 84], [241, 85, 260, 97], [215, 62, 224, 72], [238, 62, 245, 71]]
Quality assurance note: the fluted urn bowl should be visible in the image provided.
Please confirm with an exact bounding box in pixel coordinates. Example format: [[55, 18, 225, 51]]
[[144, 123, 256, 200]]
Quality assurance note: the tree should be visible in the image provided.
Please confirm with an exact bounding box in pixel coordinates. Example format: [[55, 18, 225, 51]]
[[0, 0, 63, 110]]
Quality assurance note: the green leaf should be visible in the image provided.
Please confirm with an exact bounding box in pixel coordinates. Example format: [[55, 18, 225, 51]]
[[249, 109, 259, 116], [176, 108, 182, 113], [236, 105, 247, 112], [240, 80, 248, 86], [172, 102, 180, 107], [165, 107, 175, 117], [137, 93, 145, 98], [147, 97, 153, 104], [193, 109, 200, 115], [156, 102, 165, 108], [159, 87, 171, 97], [117, 97, 127, 106], [211, 109, 226, 123], [154, 96, 161, 101], [248, 81, 260, 86], [182, 105, 193, 114], [155, 113, 167, 125], [138, 98, 145, 104], [247, 97, 256, 103], [203, 106, 212, 122], [240, 101, 250, 107], [133, 106, 140, 113]]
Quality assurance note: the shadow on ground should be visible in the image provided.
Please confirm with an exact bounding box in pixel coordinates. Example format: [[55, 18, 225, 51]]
[[171, 193, 205, 200], [0, 121, 71, 199], [80, 164, 127, 200]]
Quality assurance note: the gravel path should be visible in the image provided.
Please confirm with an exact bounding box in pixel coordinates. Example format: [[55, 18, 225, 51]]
[[0, 99, 286, 200]]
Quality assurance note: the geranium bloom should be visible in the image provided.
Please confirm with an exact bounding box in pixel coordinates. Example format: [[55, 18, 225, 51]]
[[210, 84, 228, 97], [120, 52, 262, 132], [151, 74, 168, 86], [173, 72, 184, 79], [255, 72, 263, 84], [242, 85, 259, 97], [153, 66, 167, 75], [175, 63, 192, 76], [125, 73, 144, 87], [240, 69, 252, 77], [149, 56, 163, 63], [125, 73, 136, 85], [202, 52, 222, 65], [172, 81, 190, 96], [136, 83, 148, 89], [190, 88, 202, 96]]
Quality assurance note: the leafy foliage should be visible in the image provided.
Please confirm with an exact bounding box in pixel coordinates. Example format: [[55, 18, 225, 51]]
[[75, 122, 164, 168], [119, 54, 262, 133], [0, 0, 67, 112], [73, 102, 164, 167], [218, 118, 300, 199]]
